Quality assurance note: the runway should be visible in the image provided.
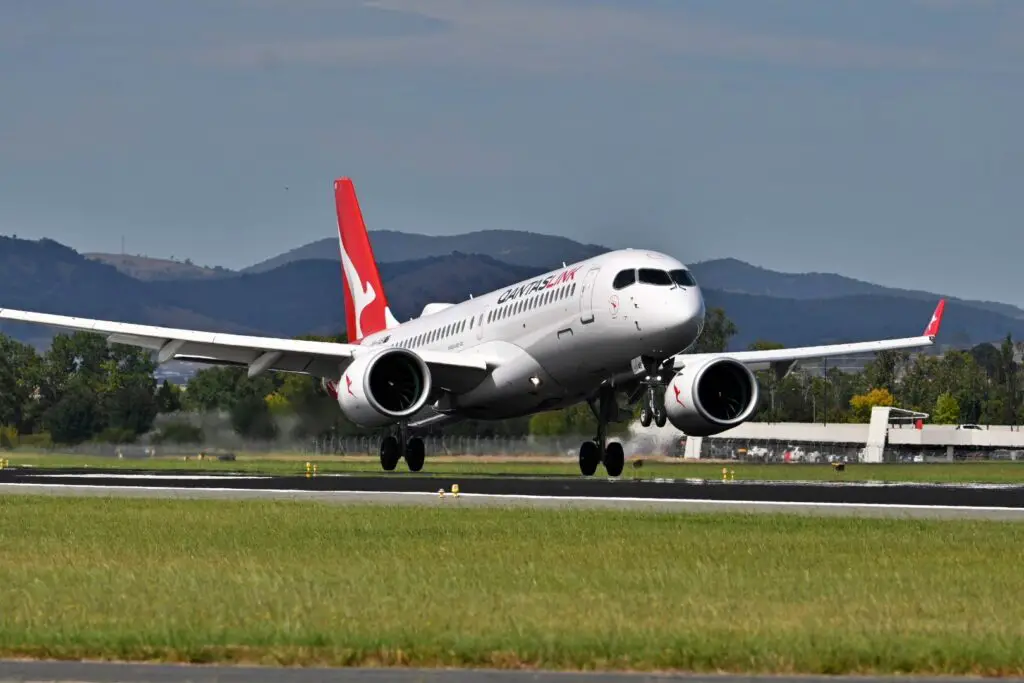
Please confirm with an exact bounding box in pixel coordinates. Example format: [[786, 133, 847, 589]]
[[3, 466, 1024, 519], [1, 661, 1020, 683]]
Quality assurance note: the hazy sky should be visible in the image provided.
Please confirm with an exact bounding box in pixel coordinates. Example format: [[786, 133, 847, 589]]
[[2, 0, 1022, 304]]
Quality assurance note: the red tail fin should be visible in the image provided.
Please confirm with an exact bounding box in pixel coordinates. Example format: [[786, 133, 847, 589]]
[[333, 177, 398, 343], [923, 299, 946, 339]]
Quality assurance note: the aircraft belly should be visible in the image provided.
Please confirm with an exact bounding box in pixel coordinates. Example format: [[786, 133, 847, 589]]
[[545, 311, 643, 391], [451, 342, 566, 419]]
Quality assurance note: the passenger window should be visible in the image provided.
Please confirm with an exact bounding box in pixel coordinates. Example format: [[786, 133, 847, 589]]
[[612, 269, 635, 290], [638, 268, 672, 286]]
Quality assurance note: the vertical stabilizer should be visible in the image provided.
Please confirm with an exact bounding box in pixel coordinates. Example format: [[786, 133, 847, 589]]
[[333, 177, 400, 343]]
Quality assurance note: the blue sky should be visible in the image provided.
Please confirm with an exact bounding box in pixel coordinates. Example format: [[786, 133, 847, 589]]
[[2, 0, 1022, 304]]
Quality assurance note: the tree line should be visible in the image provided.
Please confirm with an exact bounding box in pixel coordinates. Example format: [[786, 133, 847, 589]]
[[1, 307, 1022, 447]]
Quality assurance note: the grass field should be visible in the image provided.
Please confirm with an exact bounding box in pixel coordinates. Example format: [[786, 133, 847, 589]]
[[4, 450, 1024, 484], [1, 496, 1023, 674]]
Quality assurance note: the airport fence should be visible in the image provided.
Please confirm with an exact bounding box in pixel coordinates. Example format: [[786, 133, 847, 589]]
[[17, 432, 1024, 463]]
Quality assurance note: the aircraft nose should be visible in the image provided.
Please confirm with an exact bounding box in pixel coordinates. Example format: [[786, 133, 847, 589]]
[[684, 288, 705, 331]]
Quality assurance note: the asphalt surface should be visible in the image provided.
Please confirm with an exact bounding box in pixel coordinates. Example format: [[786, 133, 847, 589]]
[[3, 467, 1024, 519], [1, 662, 1019, 683]]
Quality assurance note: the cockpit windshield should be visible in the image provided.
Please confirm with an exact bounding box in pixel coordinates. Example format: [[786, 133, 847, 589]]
[[637, 268, 673, 286], [613, 267, 698, 289], [669, 269, 697, 287], [612, 269, 636, 290]]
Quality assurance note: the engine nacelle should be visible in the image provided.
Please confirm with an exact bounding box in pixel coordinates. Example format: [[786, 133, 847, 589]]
[[664, 357, 760, 437], [335, 348, 433, 428]]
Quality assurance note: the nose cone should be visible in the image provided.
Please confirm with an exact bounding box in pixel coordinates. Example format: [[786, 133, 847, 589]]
[[683, 287, 705, 339], [648, 287, 704, 354]]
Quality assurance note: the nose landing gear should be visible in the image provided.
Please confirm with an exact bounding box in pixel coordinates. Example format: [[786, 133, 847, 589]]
[[639, 386, 667, 428]]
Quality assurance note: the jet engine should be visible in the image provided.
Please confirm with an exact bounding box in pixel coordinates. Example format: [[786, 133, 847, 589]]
[[335, 348, 433, 428], [663, 357, 760, 437]]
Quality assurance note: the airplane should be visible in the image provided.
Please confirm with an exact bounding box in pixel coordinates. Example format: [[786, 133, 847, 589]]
[[0, 178, 946, 477]]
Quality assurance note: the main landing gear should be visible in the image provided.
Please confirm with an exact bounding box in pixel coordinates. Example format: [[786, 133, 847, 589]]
[[378, 423, 426, 472], [578, 385, 626, 478]]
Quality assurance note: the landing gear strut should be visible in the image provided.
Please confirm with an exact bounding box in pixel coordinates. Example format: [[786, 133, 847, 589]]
[[378, 423, 426, 472], [578, 385, 626, 478]]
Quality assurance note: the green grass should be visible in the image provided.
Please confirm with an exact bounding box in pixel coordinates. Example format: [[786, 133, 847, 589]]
[[1, 496, 1023, 674], [4, 450, 1024, 484]]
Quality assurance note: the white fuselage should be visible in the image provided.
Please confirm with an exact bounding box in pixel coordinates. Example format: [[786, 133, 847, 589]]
[[352, 249, 705, 421]]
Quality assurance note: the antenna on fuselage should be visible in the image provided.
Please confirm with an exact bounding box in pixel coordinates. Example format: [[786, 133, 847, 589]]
[[562, 261, 566, 267]]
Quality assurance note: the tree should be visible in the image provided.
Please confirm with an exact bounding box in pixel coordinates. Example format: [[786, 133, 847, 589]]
[[155, 381, 183, 413], [933, 392, 960, 424], [849, 387, 896, 423], [690, 308, 737, 353], [862, 350, 907, 397], [997, 334, 1019, 426], [264, 391, 292, 417], [43, 384, 100, 445], [104, 383, 159, 438], [528, 410, 567, 436], [747, 340, 785, 422], [231, 393, 277, 440], [0, 334, 41, 431]]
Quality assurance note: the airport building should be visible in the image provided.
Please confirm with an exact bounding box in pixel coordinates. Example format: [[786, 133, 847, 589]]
[[682, 406, 1024, 463]]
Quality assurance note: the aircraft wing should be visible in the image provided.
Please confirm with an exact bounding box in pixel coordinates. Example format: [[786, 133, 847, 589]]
[[0, 308, 490, 391], [669, 299, 946, 378]]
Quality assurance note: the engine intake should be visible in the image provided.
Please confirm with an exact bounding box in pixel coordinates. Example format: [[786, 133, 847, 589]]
[[664, 357, 760, 436], [335, 348, 433, 428]]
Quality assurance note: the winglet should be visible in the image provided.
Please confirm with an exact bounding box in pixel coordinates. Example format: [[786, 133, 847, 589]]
[[923, 299, 946, 339]]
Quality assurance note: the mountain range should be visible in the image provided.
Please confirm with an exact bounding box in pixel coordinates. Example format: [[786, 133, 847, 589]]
[[2, 231, 1022, 358]]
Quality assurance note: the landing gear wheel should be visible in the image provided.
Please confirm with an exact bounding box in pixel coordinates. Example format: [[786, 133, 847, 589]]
[[653, 402, 668, 428], [604, 441, 625, 477], [379, 436, 400, 471], [639, 404, 652, 427], [579, 440, 599, 476], [405, 437, 425, 472]]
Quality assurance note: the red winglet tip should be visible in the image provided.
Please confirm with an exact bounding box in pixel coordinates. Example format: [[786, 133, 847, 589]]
[[924, 299, 946, 338]]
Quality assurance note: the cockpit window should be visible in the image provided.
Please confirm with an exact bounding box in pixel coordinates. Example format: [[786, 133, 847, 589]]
[[669, 269, 697, 287], [612, 269, 636, 290], [637, 268, 673, 286]]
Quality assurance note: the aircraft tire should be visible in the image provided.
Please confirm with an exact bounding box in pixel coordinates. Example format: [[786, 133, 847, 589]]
[[578, 440, 599, 476], [405, 437, 425, 472], [653, 403, 668, 428], [639, 404, 652, 427], [380, 436, 400, 471], [604, 441, 624, 477]]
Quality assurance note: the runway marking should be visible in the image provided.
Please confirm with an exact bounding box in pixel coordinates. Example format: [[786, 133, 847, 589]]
[[28, 473, 268, 480], [4, 481, 1024, 514]]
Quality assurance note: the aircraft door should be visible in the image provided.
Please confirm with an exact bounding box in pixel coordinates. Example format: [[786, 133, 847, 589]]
[[578, 267, 600, 324]]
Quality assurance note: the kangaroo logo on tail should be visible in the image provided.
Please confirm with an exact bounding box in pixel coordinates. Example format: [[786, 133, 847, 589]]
[[334, 178, 400, 343]]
